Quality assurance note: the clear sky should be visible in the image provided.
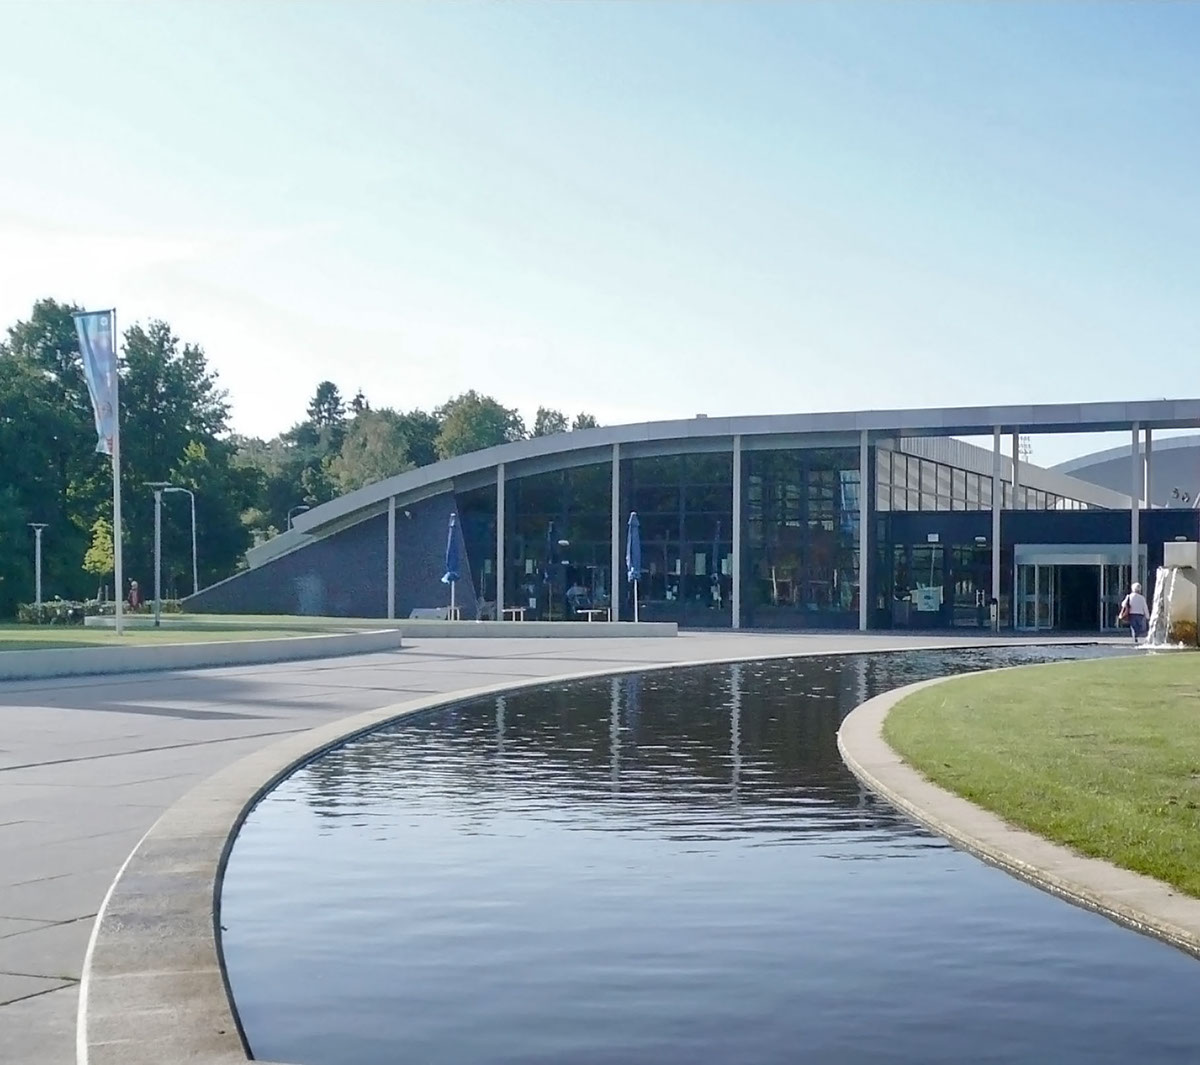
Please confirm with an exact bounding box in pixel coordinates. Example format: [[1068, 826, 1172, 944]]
[[2, 2, 1197, 465]]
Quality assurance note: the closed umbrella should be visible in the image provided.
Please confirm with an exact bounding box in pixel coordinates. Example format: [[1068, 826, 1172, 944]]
[[442, 512, 460, 619], [626, 511, 642, 623]]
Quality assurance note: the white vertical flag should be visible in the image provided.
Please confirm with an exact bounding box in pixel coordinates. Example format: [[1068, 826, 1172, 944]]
[[73, 310, 125, 635]]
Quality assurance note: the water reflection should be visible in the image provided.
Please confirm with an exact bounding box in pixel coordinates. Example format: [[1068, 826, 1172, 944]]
[[223, 644, 1200, 1065]]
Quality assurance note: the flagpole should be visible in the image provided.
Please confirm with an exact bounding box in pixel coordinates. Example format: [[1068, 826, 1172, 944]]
[[111, 309, 124, 637]]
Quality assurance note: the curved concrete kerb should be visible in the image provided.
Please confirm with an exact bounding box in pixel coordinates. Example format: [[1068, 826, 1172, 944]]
[[838, 668, 1200, 959], [0, 628, 404, 682], [76, 640, 1113, 1065]]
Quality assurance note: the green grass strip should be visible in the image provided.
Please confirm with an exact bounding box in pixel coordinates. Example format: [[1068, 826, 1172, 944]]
[[884, 655, 1200, 897]]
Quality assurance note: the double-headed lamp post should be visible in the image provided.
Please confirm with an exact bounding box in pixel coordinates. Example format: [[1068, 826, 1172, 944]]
[[28, 524, 48, 609], [163, 487, 198, 597], [146, 483, 200, 623]]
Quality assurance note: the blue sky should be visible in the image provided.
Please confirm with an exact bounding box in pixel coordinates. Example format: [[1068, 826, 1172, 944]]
[[1, 2, 1197, 464]]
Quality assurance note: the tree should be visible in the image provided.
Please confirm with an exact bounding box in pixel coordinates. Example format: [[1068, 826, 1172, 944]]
[[434, 391, 525, 459], [328, 409, 414, 493], [1, 299, 105, 603], [169, 440, 258, 589], [116, 320, 240, 590], [572, 412, 600, 430], [533, 407, 569, 437], [307, 381, 346, 430], [82, 517, 115, 596], [394, 409, 440, 467], [350, 390, 369, 416]]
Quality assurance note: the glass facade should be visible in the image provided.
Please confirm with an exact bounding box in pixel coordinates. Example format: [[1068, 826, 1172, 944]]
[[620, 452, 733, 626], [743, 448, 861, 628], [455, 484, 498, 616], [503, 462, 612, 621], [456, 439, 1117, 630], [875, 449, 1090, 512]]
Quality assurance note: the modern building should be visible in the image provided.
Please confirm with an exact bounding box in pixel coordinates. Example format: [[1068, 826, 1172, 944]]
[[190, 400, 1200, 632], [1054, 433, 1200, 510]]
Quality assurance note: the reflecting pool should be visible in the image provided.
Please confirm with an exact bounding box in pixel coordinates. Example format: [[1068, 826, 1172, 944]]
[[222, 645, 1200, 1065]]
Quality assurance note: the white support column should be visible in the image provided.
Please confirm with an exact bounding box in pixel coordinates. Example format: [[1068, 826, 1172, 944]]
[[732, 435, 743, 630], [992, 427, 1002, 628], [610, 444, 620, 621], [1131, 423, 1141, 583], [1144, 427, 1153, 509], [1011, 429, 1020, 494], [496, 463, 505, 617], [386, 496, 396, 620], [859, 429, 869, 632]]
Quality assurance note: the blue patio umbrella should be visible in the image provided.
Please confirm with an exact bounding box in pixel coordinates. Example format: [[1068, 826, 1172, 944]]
[[442, 512, 460, 617], [626, 511, 642, 622]]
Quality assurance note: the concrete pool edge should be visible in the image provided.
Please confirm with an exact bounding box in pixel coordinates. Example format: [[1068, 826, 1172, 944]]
[[837, 668, 1200, 961], [76, 639, 1112, 1065]]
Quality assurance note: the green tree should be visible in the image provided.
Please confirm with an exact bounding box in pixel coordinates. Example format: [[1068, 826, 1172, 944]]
[[533, 407, 569, 437], [82, 517, 115, 596], [572, 412, 600, 430], [169, 440, 258, 590], [116, 320, 239, 591], [434, 391, 525, 459], [328, 409, 414, 493], [350, 389, 369, 416], [0, 486, 32, 616], [0, 299, 105, 604], [395, 409, 440, 467], [307, 381, 346, 430]]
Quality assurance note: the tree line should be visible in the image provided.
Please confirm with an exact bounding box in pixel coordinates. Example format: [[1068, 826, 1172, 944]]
[[0, 298, 599, 616]]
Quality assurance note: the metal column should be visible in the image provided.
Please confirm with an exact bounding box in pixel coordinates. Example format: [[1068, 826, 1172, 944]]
[[732, 435, 742, 630], [610, 445, 620, 621], [859, 429, 869, 632], [496, 463, 506, 617], [1131, 423, 1140, 583], [992, 427, 1002, 629], [386, 496, 396, 620], [1011, 429, 1020, 494], [1144, 427, 1153, 509]]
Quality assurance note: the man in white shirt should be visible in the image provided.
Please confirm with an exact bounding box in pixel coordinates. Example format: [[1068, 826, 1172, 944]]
[[1121, 582, 1149, 645]]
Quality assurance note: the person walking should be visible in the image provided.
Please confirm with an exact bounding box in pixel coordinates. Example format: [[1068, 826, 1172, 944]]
[[1119, 581, 1149, 645]]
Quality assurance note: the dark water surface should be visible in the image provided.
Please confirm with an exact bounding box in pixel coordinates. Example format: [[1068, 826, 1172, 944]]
[[222, 645, 1200, 1065]]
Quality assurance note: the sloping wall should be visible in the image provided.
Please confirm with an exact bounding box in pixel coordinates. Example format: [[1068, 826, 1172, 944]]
[[188, 491, 479, 618]]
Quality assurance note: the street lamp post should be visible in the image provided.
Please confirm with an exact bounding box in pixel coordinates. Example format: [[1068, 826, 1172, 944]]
[[288, 504, 311, 530], [145, 482, 170, 628], [28, 524, 47, 609], [163, 487, 197, 596]]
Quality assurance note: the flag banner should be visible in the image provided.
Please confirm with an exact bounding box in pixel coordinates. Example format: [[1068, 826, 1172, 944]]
[[73, 310, 118, 455]]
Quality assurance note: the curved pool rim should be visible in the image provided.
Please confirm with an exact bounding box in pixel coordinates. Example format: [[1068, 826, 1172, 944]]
[[77, 640, 1127, 1065], [838, 666, 1200, 960]]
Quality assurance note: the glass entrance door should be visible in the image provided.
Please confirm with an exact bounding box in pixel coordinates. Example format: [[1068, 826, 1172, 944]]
[[1101, 564, 1131, 631], [1017, 564, 1059, 630]]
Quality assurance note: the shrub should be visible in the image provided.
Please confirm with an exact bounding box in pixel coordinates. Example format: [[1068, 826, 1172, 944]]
[[17, 599, 85, 625]]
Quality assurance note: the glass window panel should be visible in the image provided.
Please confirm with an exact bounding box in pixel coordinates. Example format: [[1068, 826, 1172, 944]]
[[936, 464, 952, 498], [920, 459, 938, 496]]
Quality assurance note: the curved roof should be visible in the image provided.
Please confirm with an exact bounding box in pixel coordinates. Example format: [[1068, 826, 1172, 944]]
[[1053, 432, 1200, 475], [249, 398, 1198, 568]]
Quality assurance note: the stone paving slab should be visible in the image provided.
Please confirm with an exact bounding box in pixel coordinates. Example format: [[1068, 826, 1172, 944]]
[[0, 972, 73, 1006], [0, 631, 1114, 1064]]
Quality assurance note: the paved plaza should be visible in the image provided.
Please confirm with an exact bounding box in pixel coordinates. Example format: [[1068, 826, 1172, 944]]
[[0, 631, 1114, 1065]]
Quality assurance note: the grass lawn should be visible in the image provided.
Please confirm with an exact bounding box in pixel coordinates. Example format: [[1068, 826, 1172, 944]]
[[0, 623, 344, 651], [884, 654, 1200, 897]]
